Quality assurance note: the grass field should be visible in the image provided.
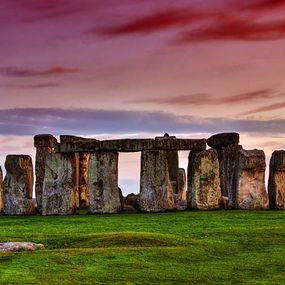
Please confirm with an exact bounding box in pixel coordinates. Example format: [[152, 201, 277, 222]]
[[0, 210, 284, 285]]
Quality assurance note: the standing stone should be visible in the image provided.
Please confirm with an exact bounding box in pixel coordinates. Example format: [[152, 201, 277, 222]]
[[174, 168, 187, 210], [34, 134, 57, 213], [3, 155, 35, 215], [0, 167, 3, 214], [207, 132, 239, 149], [268, 150, 285, 209], [88, 151, 121, 214], [42, 153, 78, 215], [139, 150, 175, 212], [187, 149, 221, 210], [229, 149, 268, 209], [166, 151, 179, 193], [78, 152, 90, 208], [217, 144, 243, 197]]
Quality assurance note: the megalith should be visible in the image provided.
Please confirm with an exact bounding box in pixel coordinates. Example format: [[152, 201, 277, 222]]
[[187, 149, 221, 210], [78, 152, 90, 208], [34, 134, 57, 213], [3, 155, 35, 215], [0, 167, 3, 214], [42, 153, 78, 215], [207, 132, 242, 197], [268, 150, 285, 209], [139, 150, 175, 212], [174, 168, 187, 210], [229, 149, 268, 209], [88, 151, 122, 214]]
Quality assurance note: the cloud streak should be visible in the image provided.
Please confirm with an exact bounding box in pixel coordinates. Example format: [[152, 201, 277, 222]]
[[128, 89, 279, 106], [241, 101, 285, 115], [0, 108, 285, 136], [0, 66, 81, 78]]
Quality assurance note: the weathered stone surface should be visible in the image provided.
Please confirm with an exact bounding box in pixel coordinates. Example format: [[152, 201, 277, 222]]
[[166, 151, 179, 193], [187, 149, 221, 210], [78, 152, 90, 208], [3, 155, 35, 215], [88, 152, 121, 214], [217, 144, 243, 197], [174, 168, 187, 210], [0, 242, 44, 252], [124, 193, 140, 211], [56, 137, 206, 153], [42, 153, 78, 215], [139, 150, 175, 212], [219, 196, 228, 209], [268, 150, 285, 209], [207, 132, 239, 149], [229, 149, 268, 209], [0, 167, 3, 214], [34, 134, 57, 213]]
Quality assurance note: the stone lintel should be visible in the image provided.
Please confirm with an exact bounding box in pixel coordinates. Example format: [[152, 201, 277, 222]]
[[34, 134, 57, 148], [55, 137, 206, 153]]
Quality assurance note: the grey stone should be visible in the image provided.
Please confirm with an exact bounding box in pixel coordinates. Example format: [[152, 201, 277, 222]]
[[268, 150, 285, 209], [0, 167, 3, 214], [166, 151, 179, 193], [207, 132, 239, 148], [217, 144, 243, 197], [3, 155, 35, 215], [124, 193, 140, 211], [174, 168, 187, 210], [0, 242, 44, 252], [34, 134, 57, 213], [42, 153, 78, 215], [78, 152, 90, 208], [229, 149, 268, 209], [88, 152, 122, 214], [139, 150, 175, 212], [187, 149, 221, 210]]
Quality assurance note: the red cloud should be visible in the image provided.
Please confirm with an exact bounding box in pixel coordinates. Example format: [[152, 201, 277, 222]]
[[99, 9, 209, 35], [0, 66, 81, 78], [241, 101, 285, 115]]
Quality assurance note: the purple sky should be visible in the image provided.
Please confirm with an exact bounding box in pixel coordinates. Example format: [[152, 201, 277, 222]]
[[1, 0, 285, 193]]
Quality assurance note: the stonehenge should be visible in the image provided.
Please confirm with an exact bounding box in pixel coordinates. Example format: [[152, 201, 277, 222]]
[[268, 150, 285, 209], [0, 132, 283, 215], [3, 155, 35, 215]]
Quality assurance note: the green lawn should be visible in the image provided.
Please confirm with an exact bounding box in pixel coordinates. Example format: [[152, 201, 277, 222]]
[[0, 210, 284, 285]]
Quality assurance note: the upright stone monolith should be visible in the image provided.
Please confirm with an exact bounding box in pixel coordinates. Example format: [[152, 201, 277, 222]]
[[3, 155, 35, 215], [268, 150, 285, 209], [229, 149, 268, 209], [187, 149, 221, 210], [78, 152, 90, 208], [0, 167, 3, 214], [88, 151, 121, 214], [174, 168, 187, 210], [34, 134, 57, 213], [139, 150, 175, 212], [42, 153, 78, 215]]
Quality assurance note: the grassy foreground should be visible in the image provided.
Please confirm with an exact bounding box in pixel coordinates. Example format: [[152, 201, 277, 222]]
[[0, 210, 284, 285]]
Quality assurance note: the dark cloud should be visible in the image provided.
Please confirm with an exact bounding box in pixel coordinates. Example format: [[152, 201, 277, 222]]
[[242, 0, 285, 11], [0, 108, 285, 136], [129, 89, 278, 106], [0, 66, 81, 78], [241, 101, 285, 115]]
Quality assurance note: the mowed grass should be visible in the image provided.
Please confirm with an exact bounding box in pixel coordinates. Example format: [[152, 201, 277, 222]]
[[0, 211, 284, 285]]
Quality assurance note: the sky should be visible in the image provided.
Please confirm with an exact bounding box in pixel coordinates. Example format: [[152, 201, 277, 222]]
[[1, 0, 285, 194]]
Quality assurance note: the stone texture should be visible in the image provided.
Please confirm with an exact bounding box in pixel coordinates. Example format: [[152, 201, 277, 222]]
[[268, 150, 285, 209], [207, 132, 239, 149], [217, 144, 243, 197], [3, 155, 35, 215], [187, 149, 221, 210], [139, 150, 175, 212], [34, 134, 57, 213], [174, 168, 187, 210], [42, 153, 78, 215], [88, 152, 122, 214], [0, 242, 44, 252], [0, 167, 3, 214], [56, 137, 206, 153], [124, 193, 140, 211], [229, 149, 268, 209], [166, 151, 179, 193], [78, 152, 90, 208]]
